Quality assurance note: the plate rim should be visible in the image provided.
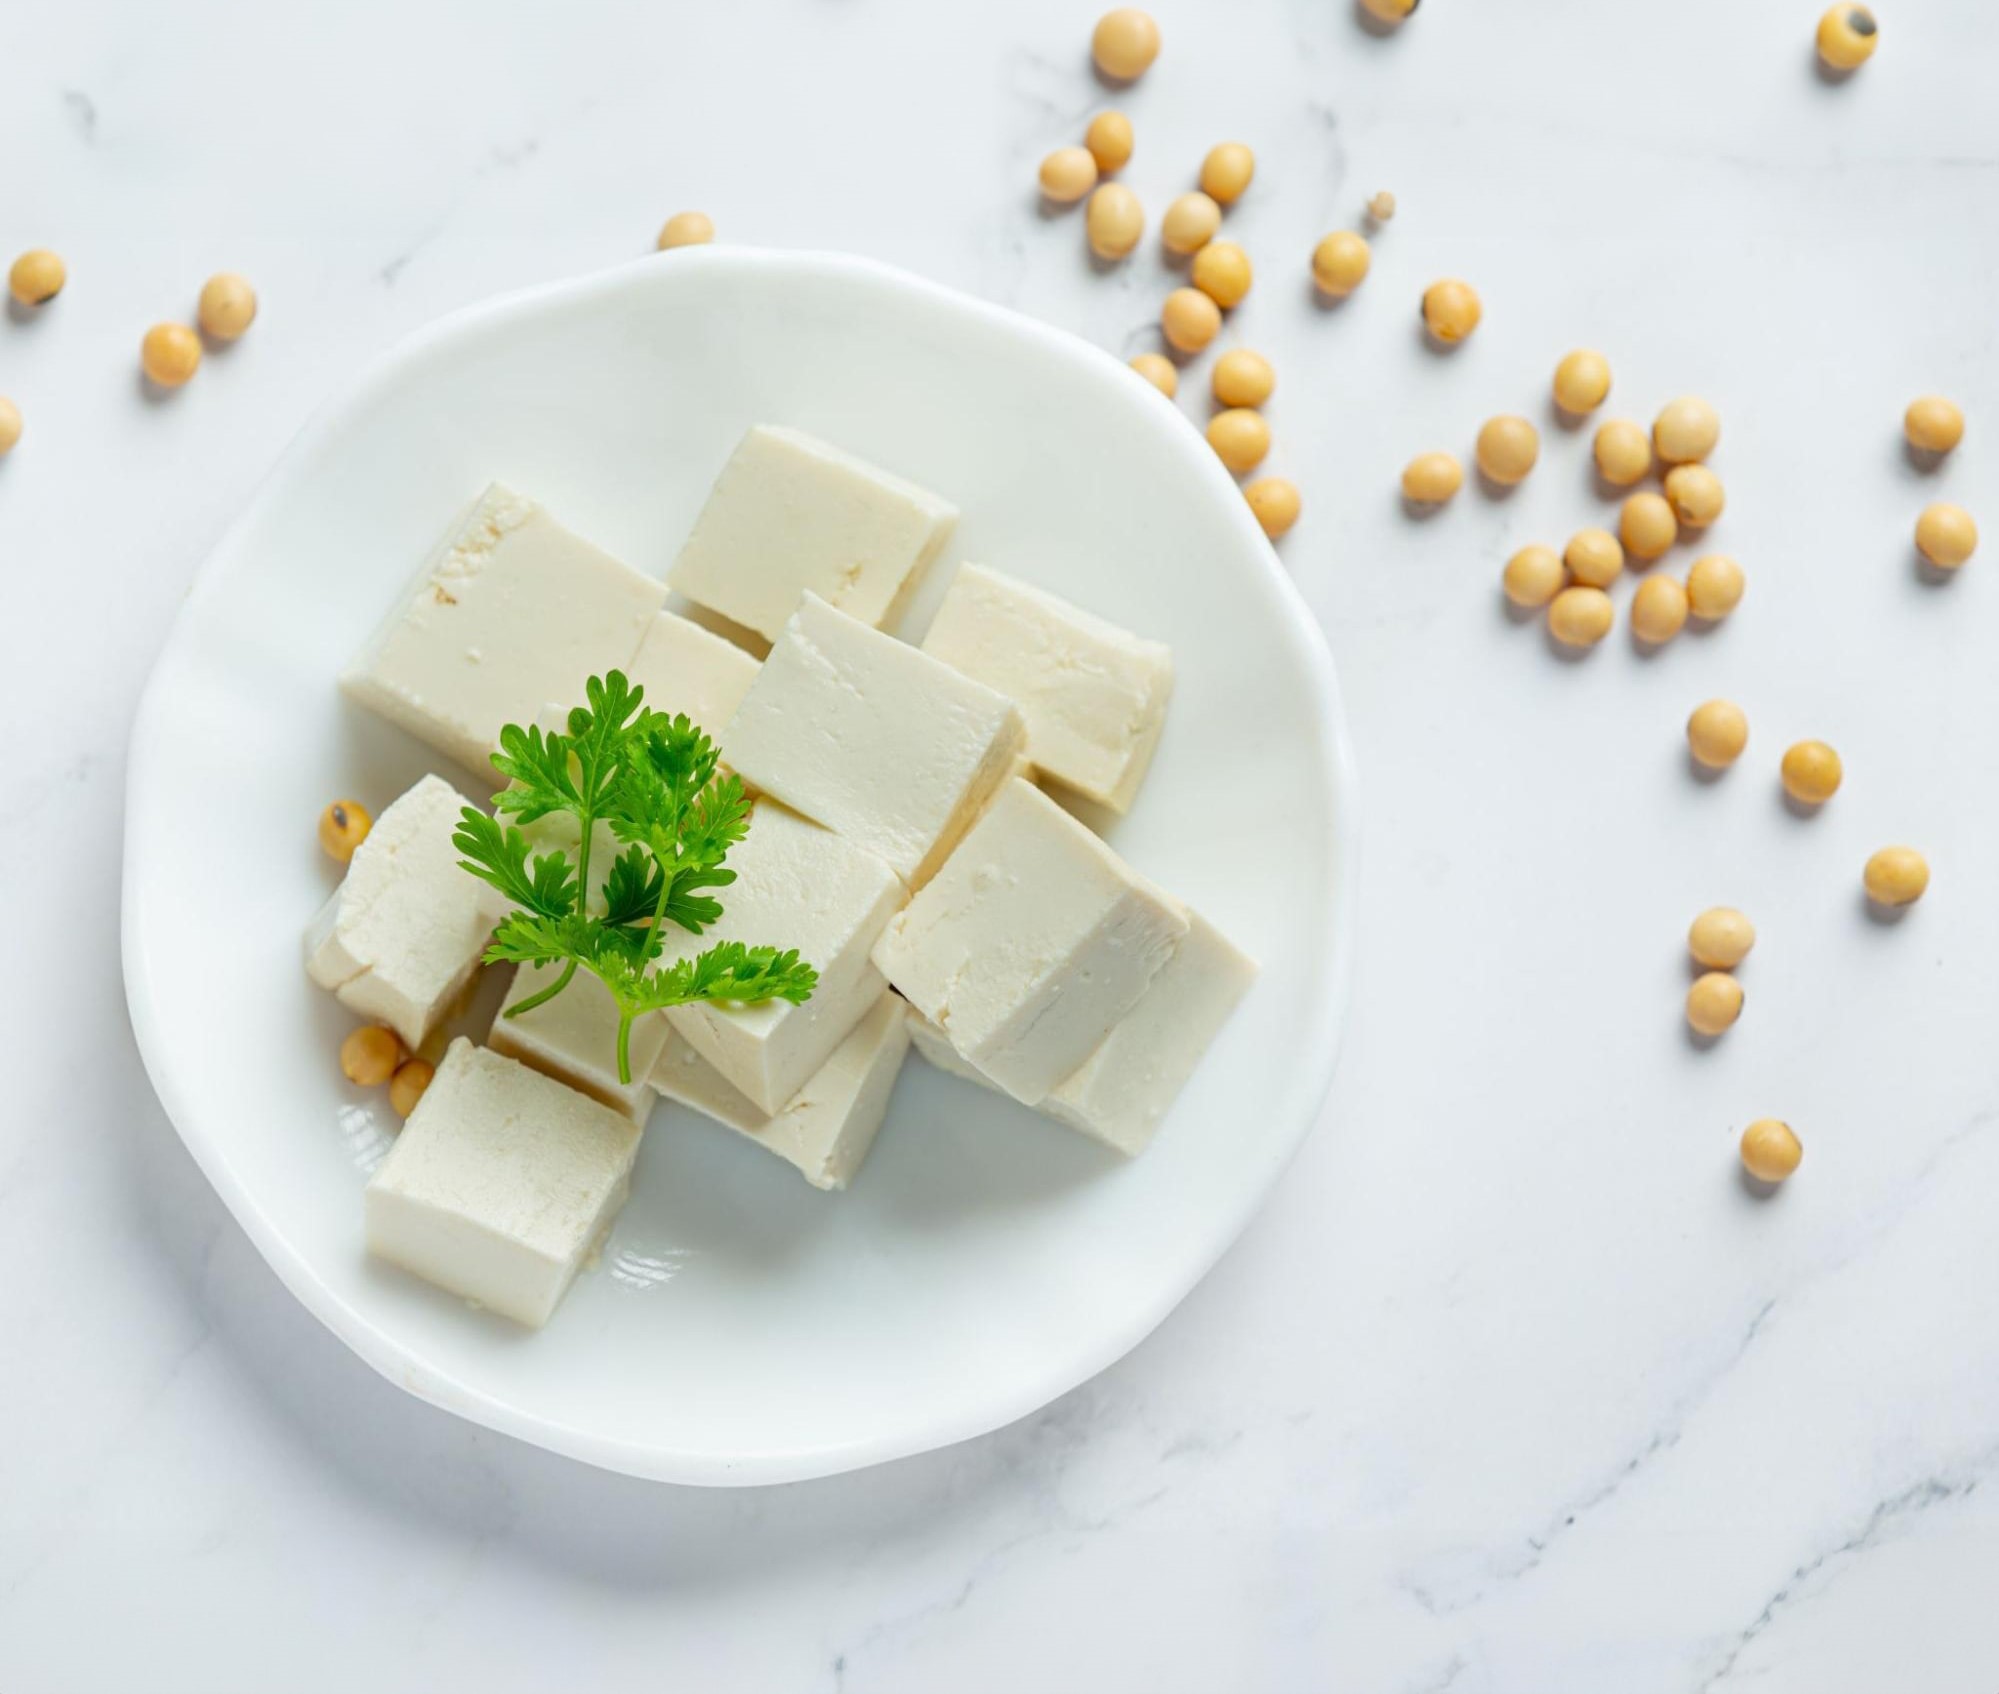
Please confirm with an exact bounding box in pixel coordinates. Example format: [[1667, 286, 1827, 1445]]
[[120, 246, 1361, 1486]]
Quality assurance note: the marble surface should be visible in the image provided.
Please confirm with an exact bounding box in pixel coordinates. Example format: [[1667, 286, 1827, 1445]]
[[4, 0, 1997, 1686]]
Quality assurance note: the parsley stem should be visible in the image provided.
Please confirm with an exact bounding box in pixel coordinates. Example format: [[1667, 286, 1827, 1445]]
[[610, 850, 685, 1086], [505, 958, 577, 1019], [502, 745, 599, 1023], [574, 804, 597, 913]]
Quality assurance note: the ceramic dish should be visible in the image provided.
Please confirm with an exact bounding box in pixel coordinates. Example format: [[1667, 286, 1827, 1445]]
[[122, 248, 1355, 1485]]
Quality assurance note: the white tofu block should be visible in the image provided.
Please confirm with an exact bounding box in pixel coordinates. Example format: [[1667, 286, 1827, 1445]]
[[487, 964, 669, 1122], [365, 1039, 642, 1328], [304, 774, 507, 1050], [872, 778, 1187, 1104], [650, 994, 911, 1191], [650, 799, 906, 1112], [648, 1028, 768, 1127], [905, 1006, 998, 1089], [668, 425, 958, 642], [724, 594, 1026, 886], [344, 484, 667, 774], [920, 563, 1174, 814], [623, 609, 761, 737], [905, 909, 1256, 1155], [1040, 910, 1257, 1154]]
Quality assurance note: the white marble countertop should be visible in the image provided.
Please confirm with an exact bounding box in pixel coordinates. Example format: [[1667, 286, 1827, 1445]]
[[5, 0, 1998, 1687]]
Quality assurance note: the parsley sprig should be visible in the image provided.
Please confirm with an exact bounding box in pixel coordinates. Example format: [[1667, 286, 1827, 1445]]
[[453, 671, 817, 1084]]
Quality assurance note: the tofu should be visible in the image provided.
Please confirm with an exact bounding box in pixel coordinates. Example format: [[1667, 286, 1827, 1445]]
[[1035, 910, 1258, 1154], [623, 608, 761, 736], [724, 594, 1026, 886], [650, 993, 911, 1190], [920, 563, 1174, 813], [649, 799, 906, 1112], [905, 1006, 997, 1088], [304, 774, 507, 1050], [872, 778, 1187, 1104], [344, 484, 667, 774], [487, 964, 669, 1122], [904, 911, 1257, 1155], [668, 425, 958, 642], [365, 1039, 642, 1328]]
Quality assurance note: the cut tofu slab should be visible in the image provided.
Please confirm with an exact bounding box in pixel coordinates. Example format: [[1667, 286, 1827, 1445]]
[[724, 593, 1026, 886], [344, 484, 667, 774], [905, 1007, 994, 1087], [487, 964, 669, 1122], [1043, 910, 1257, 1153], [872, 778, 1187, 1105], [920, 563, 1174, 814], [907, 908, 1257, 1156], [365, 1039, 642, 1328], [650, 993, 911, 1190], [668, 425, 958, 642], [623, 608, 761, 737], [305, 774, 508, 1050], [649, 798, 906, 1112]]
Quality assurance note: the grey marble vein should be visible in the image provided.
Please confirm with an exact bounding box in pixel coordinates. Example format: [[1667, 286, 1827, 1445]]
[[1698, 1454, 1998, 1690]]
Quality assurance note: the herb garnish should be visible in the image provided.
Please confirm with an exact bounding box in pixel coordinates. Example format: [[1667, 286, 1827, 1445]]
[[453, 671, 816, 1084]]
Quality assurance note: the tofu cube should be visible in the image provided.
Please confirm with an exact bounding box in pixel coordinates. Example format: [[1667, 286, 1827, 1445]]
[[487, 964, 670, 1122], [1036, 909, 1256, 1154], [921, 563, 1174, 813], [872, 779, 1187, 1104], [906, 1007, 997, 1089], [650, 993, 911, 1190], [668, 425, 958, 642], [305, 774, 507, 1050], [650, 799, 906, 1112], [365, 1039, 643, 1328], [724, 594, 1026, 886], [905, 910, 1256, 1156], [623, 608, 761, 738], [344, 484, 667, 774]]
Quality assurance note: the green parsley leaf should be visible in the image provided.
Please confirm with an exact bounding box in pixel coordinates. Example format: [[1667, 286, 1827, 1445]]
[[482, 910, 592, 968], [626, 942, 818, 1014], [489, 722, 580, 826], [457, 676, 817, 1084], [601, 843, 666, 931], [453, 811, 578, 918], [564, 670, 648, 820]]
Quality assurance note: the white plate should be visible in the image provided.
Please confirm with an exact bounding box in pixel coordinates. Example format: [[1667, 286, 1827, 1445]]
[[122, 249, 1355, 1486]]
